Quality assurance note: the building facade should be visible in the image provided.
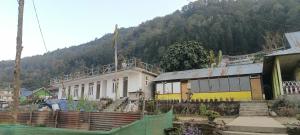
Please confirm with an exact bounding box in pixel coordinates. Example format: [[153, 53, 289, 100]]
[[154, 63, 264, 101], [263, 31, 300, 99], [50, 59, 159, 100]]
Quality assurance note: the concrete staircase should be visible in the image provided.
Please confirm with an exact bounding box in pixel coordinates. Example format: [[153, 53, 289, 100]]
[[239, 101, 268, 116], [102, 98, 127, 112], [221, 117, 287, 135]]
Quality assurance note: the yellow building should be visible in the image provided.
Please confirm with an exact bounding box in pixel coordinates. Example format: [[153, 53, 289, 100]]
[[153, 63, 264, 102]]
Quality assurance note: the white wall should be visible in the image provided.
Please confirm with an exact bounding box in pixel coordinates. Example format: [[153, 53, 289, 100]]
[[55, 69, 156, 101]]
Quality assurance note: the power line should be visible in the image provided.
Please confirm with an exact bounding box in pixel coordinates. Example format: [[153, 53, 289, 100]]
[[32, 0, 48, 52]]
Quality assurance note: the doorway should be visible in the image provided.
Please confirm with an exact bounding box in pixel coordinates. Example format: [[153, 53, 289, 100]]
[[123, 77, 128, 97]]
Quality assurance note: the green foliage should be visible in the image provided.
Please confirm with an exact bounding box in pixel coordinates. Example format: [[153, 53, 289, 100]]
[[205, 110, 220, 121], [199, 104, 207, 116], [1, 0, 300, 89], [67, 95, 76, 111], [160, 41, 209, 71]]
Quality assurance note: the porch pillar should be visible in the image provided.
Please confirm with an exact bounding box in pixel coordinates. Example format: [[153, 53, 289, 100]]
[[275, 57, 284, 95]]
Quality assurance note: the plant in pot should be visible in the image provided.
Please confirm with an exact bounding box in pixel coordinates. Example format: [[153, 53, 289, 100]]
[[205, 110, 220, 123]]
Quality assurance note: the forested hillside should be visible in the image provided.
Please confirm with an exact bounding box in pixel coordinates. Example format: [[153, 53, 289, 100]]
[[1, 0, 300, 89]]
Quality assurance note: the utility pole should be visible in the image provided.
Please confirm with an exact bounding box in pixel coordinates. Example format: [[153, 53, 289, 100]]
[[113, 24, 119, 100], [13, 0, 24, 121]]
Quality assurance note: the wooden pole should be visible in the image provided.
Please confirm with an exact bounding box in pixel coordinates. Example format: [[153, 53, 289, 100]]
[[13, 0, 24, 122], [113, 24, 119, 100]]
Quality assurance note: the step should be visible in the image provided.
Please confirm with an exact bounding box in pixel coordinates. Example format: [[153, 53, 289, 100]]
[[226, 125, 286, 133], [221, 131, 288, 135], [225, 117, 286, 134]]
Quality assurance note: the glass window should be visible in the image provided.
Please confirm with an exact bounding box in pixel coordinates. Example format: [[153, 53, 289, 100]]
[[74, 85, 79, 97], [190, 80, 200, 93], [199, 79, 209, 92], [156, 83, 164, 94], [240, 76, 251, 90], [219, 78, 229, 92], [89, 83, 94, 95], [209, 79, 220, 92], [172, 82, 181, 93], [229, 77, 240, 91], [165, 83, 172, 94]]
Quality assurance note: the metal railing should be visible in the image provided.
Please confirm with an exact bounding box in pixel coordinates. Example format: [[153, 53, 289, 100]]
[[50, 58, 162, 85], [283, 81, 300, 94]]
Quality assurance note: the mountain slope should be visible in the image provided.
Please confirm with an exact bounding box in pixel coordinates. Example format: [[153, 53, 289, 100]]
[[1, 0, 300, 89]]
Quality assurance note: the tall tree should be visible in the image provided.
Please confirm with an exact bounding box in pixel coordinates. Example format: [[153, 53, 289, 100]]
[[160, 41, 208, 72]]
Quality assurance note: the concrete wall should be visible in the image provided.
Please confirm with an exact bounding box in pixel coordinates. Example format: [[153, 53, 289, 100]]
[[294, 67, 300, 81], [56, 69, 156, 100]]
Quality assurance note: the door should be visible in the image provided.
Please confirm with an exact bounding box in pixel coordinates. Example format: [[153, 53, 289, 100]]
[[181, 81, 188, 101], [250, 76, 263, 100], [96, 81, 101, 99], [123, 77, 128, 97]]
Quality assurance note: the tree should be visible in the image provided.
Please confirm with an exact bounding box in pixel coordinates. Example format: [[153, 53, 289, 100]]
[[160, 41, 208, 72], [263, 32, 284, 53]]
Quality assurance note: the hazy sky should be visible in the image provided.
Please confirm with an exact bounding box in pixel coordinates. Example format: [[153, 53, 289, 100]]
[[0, 0, 191, 61]]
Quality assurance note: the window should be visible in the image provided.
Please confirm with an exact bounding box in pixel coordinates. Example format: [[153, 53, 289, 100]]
[[112, 79, 118, 93], [68, 86, 71, 97], [156, 82, 181, 94], [240, 76, 251, 90], [145, 76, 149, 86], [164, 83, 172, 94], [172, 82, 181, 93], [190, 80, 200, 93], [74, 85, 79, 97], [199, 79, 210, 92], [219, 78, 229, 92], [209, 79, 220, 92], [88, 83, 94, 95], [81, 84, 85, 98], [229, 77, 240, 91], [156, 83, 164, 94]]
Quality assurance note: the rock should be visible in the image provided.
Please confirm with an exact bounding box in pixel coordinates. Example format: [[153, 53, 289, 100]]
[[270, 111, 277, 117]]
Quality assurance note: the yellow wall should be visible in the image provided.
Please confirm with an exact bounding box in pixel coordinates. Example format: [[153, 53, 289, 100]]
[[157, 93, 181, 100], [157, 91, 252, 101], [191, 91, 252, 101]]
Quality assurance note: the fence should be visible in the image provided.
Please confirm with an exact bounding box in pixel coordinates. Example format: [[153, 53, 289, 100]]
[[1, 111, 141, 131], [0, 110, 173, 135], [283, 81, 300, 94]]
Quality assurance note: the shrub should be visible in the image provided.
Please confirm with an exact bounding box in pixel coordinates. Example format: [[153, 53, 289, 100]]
[[272, 98, 297, 116], [205, 110, 220, 122], [199, 104, 207, 116]]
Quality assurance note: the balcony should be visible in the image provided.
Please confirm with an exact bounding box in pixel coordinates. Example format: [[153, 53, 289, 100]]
[[50, 58, 163, 85], [283, 81, 300, 94]]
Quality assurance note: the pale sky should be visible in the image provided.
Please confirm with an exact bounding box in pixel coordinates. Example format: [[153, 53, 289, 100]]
[[0, 0, 192, 61]]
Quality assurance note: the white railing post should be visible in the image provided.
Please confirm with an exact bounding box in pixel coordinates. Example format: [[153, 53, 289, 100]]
[[283, 81, 300, 95]]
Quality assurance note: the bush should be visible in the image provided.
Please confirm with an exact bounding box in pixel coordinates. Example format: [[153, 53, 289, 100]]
[[199, 104, 207, 116], [272, 98, 297, 116], [205, 110, 220, 122]]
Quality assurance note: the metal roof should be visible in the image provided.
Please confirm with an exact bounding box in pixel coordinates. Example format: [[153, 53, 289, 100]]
[[267, 31, 300, 57], [285, 31, 300, 49], [153, 63, 263, 82]]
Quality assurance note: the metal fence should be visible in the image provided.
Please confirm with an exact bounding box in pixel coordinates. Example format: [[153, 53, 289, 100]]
[[0, 111, 141, 131]]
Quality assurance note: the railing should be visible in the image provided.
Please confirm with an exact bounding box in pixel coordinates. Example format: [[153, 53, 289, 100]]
[[283, 81, 300, 94], [50, 58, 163, 85]]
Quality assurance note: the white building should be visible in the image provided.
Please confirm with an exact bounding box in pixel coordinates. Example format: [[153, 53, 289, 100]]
[[50, 59, 160, 101]]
